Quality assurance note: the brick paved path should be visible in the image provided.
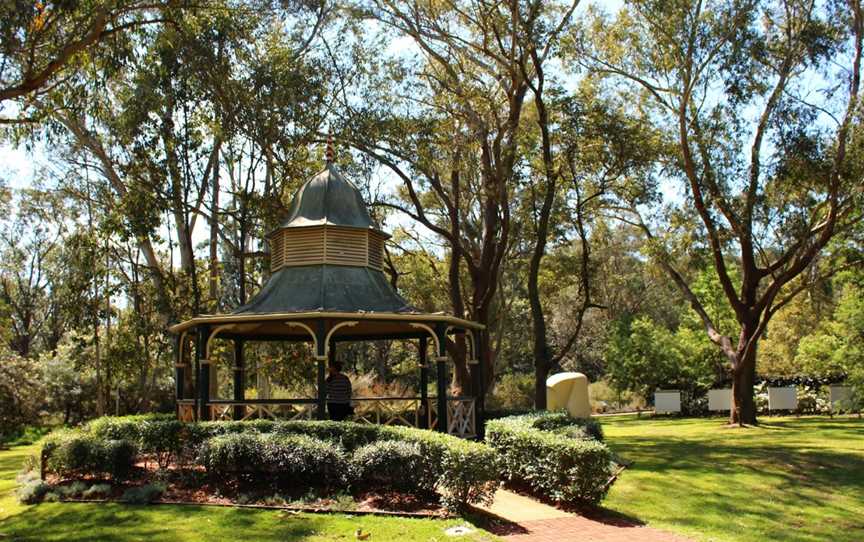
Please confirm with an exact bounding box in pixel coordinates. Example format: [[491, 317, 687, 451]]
[[477, 489, 691, 542]]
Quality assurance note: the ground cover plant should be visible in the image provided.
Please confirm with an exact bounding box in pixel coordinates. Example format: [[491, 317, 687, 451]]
[[485, 411, 615, 504], [603, 414, 864, 542], [33, 416, 499, 513], [0, 442, 499, 542]]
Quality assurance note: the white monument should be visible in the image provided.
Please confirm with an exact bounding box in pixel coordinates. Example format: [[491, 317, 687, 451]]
[[546, 372, 592, 418]]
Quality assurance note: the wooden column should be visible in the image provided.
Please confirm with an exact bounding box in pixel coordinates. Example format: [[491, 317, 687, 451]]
[[419, 336, 429, 429], [233, 339, 245, 421], [197, 325, 211, 421], [434, 323, 448, 434], [174, 334, 184, 402], [315, 320, 328, 420]]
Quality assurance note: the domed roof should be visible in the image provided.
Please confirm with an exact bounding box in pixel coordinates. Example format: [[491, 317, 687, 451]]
[[278, 163, 375, 230]]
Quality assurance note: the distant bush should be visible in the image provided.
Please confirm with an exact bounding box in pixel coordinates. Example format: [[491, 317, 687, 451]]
[[487, 373, 535, 411], [486, 413, 616, 504]]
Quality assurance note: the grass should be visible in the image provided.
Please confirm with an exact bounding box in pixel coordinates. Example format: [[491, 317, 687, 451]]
[[0, 444, 498, 541], [602, 414, 864, 542]]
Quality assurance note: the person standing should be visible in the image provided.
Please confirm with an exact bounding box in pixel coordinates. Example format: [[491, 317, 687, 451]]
[[326, 361, 353, 421]]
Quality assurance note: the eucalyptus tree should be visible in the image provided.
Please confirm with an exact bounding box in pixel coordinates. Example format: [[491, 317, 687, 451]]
[[581, 0, 864, 424], [43, 1, 330, 324], [341, 0, 583, 391], [0, 0, 180, 122]]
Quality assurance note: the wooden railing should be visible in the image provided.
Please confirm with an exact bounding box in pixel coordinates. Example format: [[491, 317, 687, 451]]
[[177, 399, 196, 422], [188, 396, 476, 438], [207, 399, 315, 422], [352, 397, 422, 427], [426, 397, 477, 439]]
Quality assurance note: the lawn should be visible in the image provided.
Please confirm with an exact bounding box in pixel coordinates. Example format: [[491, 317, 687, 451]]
[[602, 414, 864, 542], [0, 444, 498, 542]]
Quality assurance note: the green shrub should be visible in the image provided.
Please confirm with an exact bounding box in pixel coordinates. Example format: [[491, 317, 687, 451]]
[[351, 440, 431, 494], [486, 415, 615, 504], [138, 419, 183, 468], [199, 432, 349, 488], [44, 431, 137, 480], [378, 426, 498, 509], [120, 483, 165, 504]]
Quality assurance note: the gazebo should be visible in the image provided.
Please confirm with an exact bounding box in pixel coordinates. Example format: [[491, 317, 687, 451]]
[[169, 146, 486, 438]]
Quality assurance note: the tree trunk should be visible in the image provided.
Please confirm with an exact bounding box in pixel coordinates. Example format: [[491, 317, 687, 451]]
[[730, 346, 758, 426], [534, 361, 549, 410]]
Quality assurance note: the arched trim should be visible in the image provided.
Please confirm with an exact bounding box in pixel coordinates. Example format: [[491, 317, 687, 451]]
[[446, 326, 478, 364], [409, 323, 442, 358], [285, 321, 319, 356], [178, 331, 189, 364], [324, 321, 359, 358], [206, 324, 237, 360]]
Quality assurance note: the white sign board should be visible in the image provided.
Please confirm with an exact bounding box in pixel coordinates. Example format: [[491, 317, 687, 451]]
[[708, 389, 732, 411], [768, 387, 798, 411], [829, 385, 852, 408], [655, 390, 681, 414]]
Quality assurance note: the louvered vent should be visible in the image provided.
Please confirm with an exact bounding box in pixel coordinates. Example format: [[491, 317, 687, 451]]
[[284, 227, 326, 267], [270, 230, 286, 272], [324, 227, 367, 266], [368, 233, 384, 270]]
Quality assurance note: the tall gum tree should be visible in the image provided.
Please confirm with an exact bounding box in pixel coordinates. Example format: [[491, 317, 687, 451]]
[[581, 0, 864, 424]]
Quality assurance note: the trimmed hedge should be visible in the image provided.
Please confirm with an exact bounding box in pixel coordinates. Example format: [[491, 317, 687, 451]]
[[486, 413, 615, 504], [351, 440, 432, 494], [43, 431, 137, 480], [42, 416, 499, 510], [199, 432, 349, 488]]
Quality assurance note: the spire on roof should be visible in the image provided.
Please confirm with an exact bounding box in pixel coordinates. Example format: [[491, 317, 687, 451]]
[[325, 131, 335, 163]]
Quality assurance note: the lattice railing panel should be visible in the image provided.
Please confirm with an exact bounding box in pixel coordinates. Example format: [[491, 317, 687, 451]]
[[208, 402, 315, 422]]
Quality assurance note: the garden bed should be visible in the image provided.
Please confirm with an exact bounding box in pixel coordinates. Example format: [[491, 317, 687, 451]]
[[21, 416, 500, 515]]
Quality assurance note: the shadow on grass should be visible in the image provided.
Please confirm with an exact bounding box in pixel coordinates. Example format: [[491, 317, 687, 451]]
[[602, 417, 864, 541], [0, 503, 321, 542]]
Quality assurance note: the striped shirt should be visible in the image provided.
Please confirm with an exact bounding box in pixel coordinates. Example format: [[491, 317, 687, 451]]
[[326, 373, 352, 403]]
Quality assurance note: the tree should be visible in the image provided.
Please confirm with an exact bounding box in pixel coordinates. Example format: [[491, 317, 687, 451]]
[[0, 0, 178, 122], [582, 0, 864, 424]]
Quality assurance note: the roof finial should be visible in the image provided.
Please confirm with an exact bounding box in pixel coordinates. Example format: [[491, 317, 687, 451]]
[[325, 130, 335, 163]]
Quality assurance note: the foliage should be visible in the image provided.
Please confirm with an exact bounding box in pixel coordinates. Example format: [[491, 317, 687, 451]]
[[486, 413, 615, 504], [0, 348, 45, 437], [351, 440, 432, 494], [605, 316, 716, 411], [487, 373, 535, 411]]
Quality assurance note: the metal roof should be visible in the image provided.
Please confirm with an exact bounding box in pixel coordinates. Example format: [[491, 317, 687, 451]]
[[168, 160, 481, 335], [278, 163, 376, 230], [233, 264, 416, 315]]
